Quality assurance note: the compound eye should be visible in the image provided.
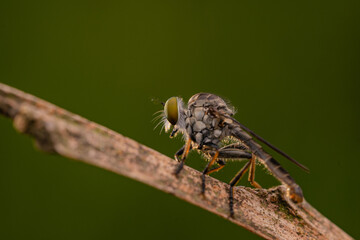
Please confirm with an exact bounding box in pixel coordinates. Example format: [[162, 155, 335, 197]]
[[164, 97, 178, 125]]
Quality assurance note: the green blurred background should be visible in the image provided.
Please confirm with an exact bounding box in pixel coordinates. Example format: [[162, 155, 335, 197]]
[[1, 1, 359, 239]]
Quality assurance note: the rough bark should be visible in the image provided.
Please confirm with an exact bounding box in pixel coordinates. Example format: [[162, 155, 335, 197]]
[[0, 83, 353, 240]]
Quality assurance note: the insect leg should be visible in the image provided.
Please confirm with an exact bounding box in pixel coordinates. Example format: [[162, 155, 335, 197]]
[[203, 147, 252, 192], [201, 151, 219, 194], [229, 160, 252, 218], [174, 146, 185, 162], [248, 154, 262, 188], [205, 141, 249, 175], [174, 138, 192, 176], [216, 148, 252, 159], [206, 159, 226, 175]]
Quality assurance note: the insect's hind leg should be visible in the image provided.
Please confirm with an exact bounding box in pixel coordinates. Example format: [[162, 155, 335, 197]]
[[218, 146, 262, 189], [248, 154, 262, 189]]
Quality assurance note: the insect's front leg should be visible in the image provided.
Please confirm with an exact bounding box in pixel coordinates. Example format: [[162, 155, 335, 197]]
[[174, 138, 192, 176], [174, 146, 185, 162], [170, 127, 178, 138]]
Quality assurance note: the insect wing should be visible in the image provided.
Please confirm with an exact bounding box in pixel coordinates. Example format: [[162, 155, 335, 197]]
[[230, 117, 310, 173]]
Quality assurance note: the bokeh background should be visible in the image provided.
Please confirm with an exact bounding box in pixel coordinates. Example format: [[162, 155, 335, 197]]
[[1, 1, 359, 239]]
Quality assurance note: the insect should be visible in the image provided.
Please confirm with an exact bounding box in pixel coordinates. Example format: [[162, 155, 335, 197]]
[[154, 93, 309, 217]]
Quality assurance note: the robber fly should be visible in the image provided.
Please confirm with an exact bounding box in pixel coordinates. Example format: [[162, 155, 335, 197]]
[[154, 93, 308, 217]]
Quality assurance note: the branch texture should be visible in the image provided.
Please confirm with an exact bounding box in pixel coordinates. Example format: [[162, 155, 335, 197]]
[[0, 83, 353, 240]]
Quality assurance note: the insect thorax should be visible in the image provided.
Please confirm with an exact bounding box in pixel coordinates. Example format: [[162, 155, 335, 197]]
[[185, 93, 234, 149]]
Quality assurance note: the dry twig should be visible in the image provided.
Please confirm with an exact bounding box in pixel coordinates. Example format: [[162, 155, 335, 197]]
[[0, 83, 353, 240]]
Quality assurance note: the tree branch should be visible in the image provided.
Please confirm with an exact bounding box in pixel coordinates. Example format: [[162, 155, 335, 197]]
[[0, 83, 353, 240]]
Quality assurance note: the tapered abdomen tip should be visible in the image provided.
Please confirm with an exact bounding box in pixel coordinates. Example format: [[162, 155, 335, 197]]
[[288, 185, 304, 203]]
